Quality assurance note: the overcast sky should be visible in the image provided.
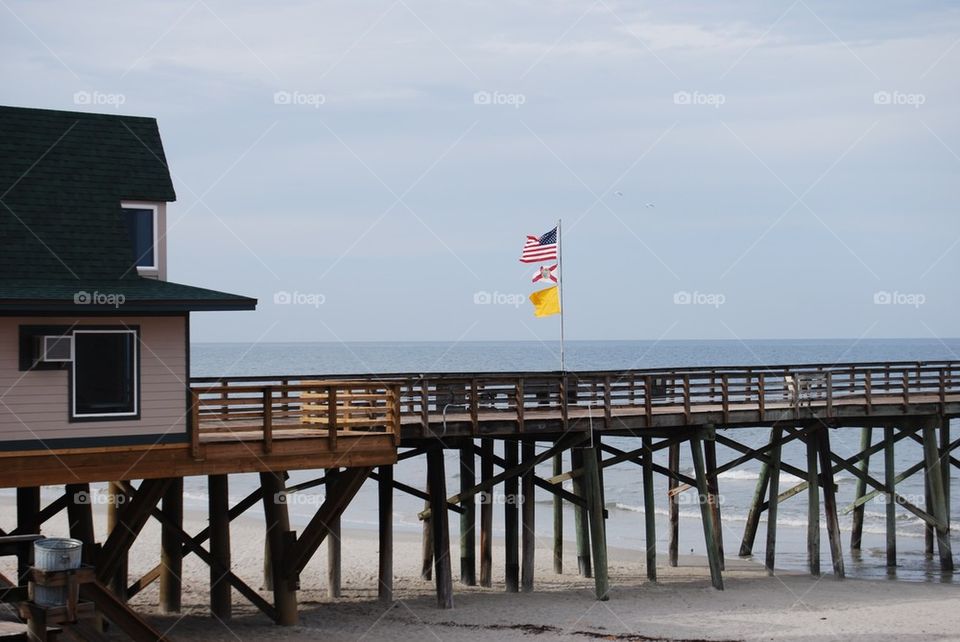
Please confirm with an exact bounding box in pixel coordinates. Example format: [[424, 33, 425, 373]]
[[3, 1, 958, 343]]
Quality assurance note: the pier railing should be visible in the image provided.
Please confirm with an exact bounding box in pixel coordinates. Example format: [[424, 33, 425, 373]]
[[190, 360, 960, 433], [189, 380, 402, 455]]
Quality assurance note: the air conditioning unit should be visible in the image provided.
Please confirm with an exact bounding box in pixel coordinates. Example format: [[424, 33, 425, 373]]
[[40, 335, 74, 362]]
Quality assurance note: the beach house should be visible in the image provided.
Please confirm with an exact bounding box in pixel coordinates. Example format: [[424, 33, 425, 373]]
[[0, 105, 256, 452]]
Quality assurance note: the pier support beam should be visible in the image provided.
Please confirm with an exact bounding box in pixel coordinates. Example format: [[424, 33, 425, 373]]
[[922, 418, 954, 571], [505, 440, 520, 593], [884, 426, 897, 567], [106, 481, 129, 598], [806, 436, 820, 576], [378, 465, 394, 602], [16, 486, 40, 584], [460, 442, 477, 586], [765, 428, 783, 575], [668, 443, 680, 567], [553, 451, 563, 574], [421, 491, 433, 581], [159, 478, 183, 613], [480, 439, 494, 587], [582, 444, 609, 600], [427, 447, 454, 609], [739, 436, 772, 557], [571, 447, 592, 578], [850, 427, 873, 551], [260, 472, 298, 626], [327, 468, 342, 599], [704, 436, 725, 571], [209, 475, 232, 619], [521, 440, 536, 592], [690, 435, 724, 590], [642, 437, 657, 581], [816, 428, 845, 578]]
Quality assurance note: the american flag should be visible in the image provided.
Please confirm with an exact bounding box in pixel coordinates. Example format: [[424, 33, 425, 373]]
[[519, 226, 558, 263]]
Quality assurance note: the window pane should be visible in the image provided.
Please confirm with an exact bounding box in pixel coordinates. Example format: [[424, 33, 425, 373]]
[[124, 208, 154, 268], [74, 332, 136, 416]]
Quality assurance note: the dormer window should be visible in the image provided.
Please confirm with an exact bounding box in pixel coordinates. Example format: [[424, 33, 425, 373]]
[[123, 203, 158, 274]]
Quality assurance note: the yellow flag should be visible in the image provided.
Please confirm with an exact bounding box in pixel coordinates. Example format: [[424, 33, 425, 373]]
[[529, 285, 561, 317]]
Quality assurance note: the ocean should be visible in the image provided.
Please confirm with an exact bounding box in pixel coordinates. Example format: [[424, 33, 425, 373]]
[[185, 338, 960, 583]]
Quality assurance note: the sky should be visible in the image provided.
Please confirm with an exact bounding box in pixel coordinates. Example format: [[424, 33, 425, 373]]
[[2, 0, 958, 343]]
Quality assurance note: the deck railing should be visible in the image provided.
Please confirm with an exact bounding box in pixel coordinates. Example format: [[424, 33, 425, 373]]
[[189, 361, 960, 436], [189, 380, 401, 457]]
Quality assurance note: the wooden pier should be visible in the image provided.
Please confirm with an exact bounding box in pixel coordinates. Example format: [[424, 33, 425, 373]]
[[3, 360, 957, 630]]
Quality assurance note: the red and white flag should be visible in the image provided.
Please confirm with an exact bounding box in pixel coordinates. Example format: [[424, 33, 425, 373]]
[[532, 264, 558, 283], [519, 227, 558, 263]]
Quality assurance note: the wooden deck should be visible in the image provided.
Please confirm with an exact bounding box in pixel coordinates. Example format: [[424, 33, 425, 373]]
[[190, 360, 960, 443]]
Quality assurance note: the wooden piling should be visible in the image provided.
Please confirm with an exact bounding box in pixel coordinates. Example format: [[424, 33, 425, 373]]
[[884, 426, 897, 567], [460, 442, 477, 586], [922, 418, 954, 571], [521, 440, 536, 592], [765, 428, 783, 575], [427, 447, 454, 609], [704, 436, 725, 570], [209, 474, 232, 619], [739, 435, 772, 557], [642, 436, 657, 581], [581, 445, 609, 600], [106, 481, 128, 598], [690, 436, 724, 590], [378, 465, 394, 602], [327, 468, 342, 599], [815, 428, 845, 578], [16, 486, 40, 585], [505, 440, 520, 593], [159, 478, 183, 613], [806, 436, 820, 576], [480, 438, 494, 587], [850, 427, 873, 550], [940, 417, 951, 533], [260, 472, 299, 626], [571, 447, 592, 577], [421, 492, 433, 581], [668, 442, 679, 567], [553, 451, 563, 574]]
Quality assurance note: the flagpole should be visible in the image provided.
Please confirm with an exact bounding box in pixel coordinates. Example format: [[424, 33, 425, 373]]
[[557, 218, 565, 373]]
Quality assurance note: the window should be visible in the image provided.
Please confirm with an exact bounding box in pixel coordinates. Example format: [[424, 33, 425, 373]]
[[123, 204, 157, 272], [72, 329, 138, 419]]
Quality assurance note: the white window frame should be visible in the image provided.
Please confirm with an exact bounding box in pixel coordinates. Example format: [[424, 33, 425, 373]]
[[71, 329, 139, 419], [121, 202, 159, 275]]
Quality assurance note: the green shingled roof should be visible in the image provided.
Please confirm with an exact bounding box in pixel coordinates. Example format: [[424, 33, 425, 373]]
[[0, 106, 256, 312]]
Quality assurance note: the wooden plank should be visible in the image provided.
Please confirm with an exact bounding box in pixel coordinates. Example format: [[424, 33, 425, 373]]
[[480, 439, 494, 588], [581, 445, 609, 600], [642, 436, 657, 582], [80, 580, 170, 642], [806, 435, 820, 576], [884, 426, 897, 567], [765, 428, 782, 575], [850, 427, 872, 550], [428, 447, 454, 609], [505, 440, 519, 593], [260, 472, 298, 625], [378, 465, 393, 602], [209, 474, 231, 619], [553, 451, 563, 574], [159, 478, 182, 613], [460, 443, 476, 586], [521, 440, 535, 592], [668, 443, 679, 567], [690, 435, 723, 590], [816, 428, 845, 578], [98, 479, 170, 587]]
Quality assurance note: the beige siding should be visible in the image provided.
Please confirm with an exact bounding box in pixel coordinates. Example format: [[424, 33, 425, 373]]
[[0, 316, 187, 445]]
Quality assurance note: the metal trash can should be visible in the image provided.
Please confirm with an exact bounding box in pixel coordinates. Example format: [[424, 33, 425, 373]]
[[33, 538, 83, 606]]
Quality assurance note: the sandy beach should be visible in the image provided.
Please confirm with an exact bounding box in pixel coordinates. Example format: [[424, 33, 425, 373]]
[[3, 497, 958, 641]]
